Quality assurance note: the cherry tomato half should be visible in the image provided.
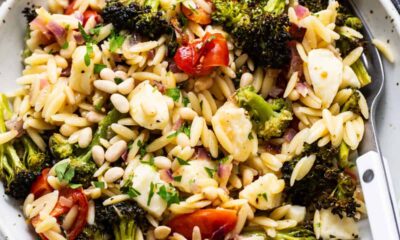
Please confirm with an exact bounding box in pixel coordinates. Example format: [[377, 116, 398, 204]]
[[181, 4, 212, 25], [173, 33, 229, 76], [30, 168, 52, 198], [167, 209, 238, 240]]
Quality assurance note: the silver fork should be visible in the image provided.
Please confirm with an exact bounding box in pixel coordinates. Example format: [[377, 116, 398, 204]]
[[350, 2, 400, 239]]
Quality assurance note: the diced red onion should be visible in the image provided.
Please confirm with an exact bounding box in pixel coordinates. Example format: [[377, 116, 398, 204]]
[[296, 82, 309, 97], [269, 87, 284, 98], [30, 16, 53, 40], [46, 21, 66, 44], [73, 31, 84, 45], [288, 45, 303, 78], [294, 5, 310, 20], [173, 118, 184, 131], [40, 79, 49, 89], [217, 163, 232, 179], [159, 169, 173, 183], [168, 61, 181, 73], [283, 128, 297, 142], [121, 150, 128, 162], [195, 147, 210, 161]]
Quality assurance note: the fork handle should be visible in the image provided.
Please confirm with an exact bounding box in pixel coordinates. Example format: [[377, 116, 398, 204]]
[[357, 151, 400, 240]]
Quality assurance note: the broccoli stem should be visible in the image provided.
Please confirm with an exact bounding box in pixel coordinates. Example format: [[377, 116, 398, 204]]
[[264, 0, 287, 15], [144, 0, 160, 12], [339, 142, 349, 169], [5, 144, 25, 171], [91, 108, 122, 148], [351, 59, 371, 87], [238, 89, 276, 123]]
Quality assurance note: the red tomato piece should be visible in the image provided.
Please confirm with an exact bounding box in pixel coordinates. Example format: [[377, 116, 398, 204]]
[[83, 9, 101, 25], [167, 209, 238, 240], [65, 0, 77, 15], [181, 4, 211, 25], [30, 168, 52, 198], [173, 33, 229, 76]]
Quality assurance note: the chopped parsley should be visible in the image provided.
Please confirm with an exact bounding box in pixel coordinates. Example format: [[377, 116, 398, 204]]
[[147, 182, 155, 206], [94, 64, 106, 74], [89, 25, 102, 36], [165, 88, 181, 102], [182, 96, 190, 107], [204, 167, 217, 178], [93, 181, 105, 189], [114, 77, 124, 84], [137, 140, 147, 159], [84, 43, 93, 66], [173, 176, 182, 182], [141, 156, 155, 166], [157, 185, 180, 206], [127, 187, 141, 198], [69, 183, 82, 189], [78, 22, 93, 43], [176, 157, 190, 166], [167, 122, 191, 139], [55, 162, 75, 183], [61, 41, 69, 49], [219, 156, 230, 164]]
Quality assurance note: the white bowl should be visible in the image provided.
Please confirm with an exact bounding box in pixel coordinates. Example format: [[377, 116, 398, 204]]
[[0, 0, 399, 239]]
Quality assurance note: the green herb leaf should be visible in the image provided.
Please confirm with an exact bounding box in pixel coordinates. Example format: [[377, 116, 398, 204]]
[[93, 181, 105, 189], [109, 32, 125, 52], [220, 156, 229, 164], [176, 157, 190, 166], [157, 185, 180, 206], [114, 77, 123, 84], [182, 96, 190, 107], [90, 25, 102, 36], [248, 132, 254, 140], [84, 43, 93, 66], [167, 131, 178, 139], [55, 162, 75, 183], [173, 176, 182, 182], [148, 182, 155, 206], [182, 125, 190, 137], [204, 167, 216, 178], [141, 156, 155, 166], [64, 167, 75, 183], [166, 88, 181, 102], [78, 22, 92, 43], [127, 187, 141, 198], [94, 64, 106, 74], [61, 42, 69, 49]]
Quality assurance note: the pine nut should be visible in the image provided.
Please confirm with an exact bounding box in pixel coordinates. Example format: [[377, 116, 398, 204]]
[[117, 78, 135, 95], [176, 133, 190, 147], [111, 94, 130, 113], [78, 127, 92, 148], [203, 186, 218, 200], [86, 111, 105, 123], [104, 167, 124, 183], [92, 145, 105, 166], [179, 107, 198, 120], [60, 124, 79, 137], [100, 68, 115, 80], [115, 70, 127, 80], [154, 156, 172, 169], [105, 140, 127, 162], [94, 80, 117, 94], [240, 72, 254, 87], [154, 226, 171, 240], [111, 123, 137, 140]]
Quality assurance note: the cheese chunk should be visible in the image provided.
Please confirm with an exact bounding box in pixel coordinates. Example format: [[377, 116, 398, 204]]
[[129, 81, 170, 130], [239, 173, 284, 210], [131, 164, 168, 218], [308, 49, 343, 108], [212, 102, 255, 162]]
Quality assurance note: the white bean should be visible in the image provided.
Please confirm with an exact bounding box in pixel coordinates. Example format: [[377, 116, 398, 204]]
[[154, 156, 172, 169], [104, 167, 124, 182], [92, 145, 105, 166], [78, 127, 92, 148], [100, 68, 115, 80], [105, 140, 127, 162], [154, 226, 171, 240], [94, 80, 117, 94], [117, 78, 135, 95], [111, 94, 130, 113]]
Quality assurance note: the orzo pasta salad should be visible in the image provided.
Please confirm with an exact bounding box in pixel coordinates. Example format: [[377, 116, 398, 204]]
[[0, 0, 372, 239]]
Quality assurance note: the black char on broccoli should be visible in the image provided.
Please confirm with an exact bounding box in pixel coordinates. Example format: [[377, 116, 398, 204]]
[[298, 0, 329, 13], [282, 143, 359, 218], [102, 0, 172, 39], [90, 200, 150, 240], [212, 0, 292, 68], [0, 94, 50, 199], [235, 86, 293, 140]]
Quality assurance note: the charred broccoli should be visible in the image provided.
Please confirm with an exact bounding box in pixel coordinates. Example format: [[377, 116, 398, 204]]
[[102, 0, 171, 39], [235, 86, 293, 140], [76, 224, 111, 240], [341, 89, 360, 114], [282, 143, 359, 218], [212, 0, 291, 68], [49, 133, 74, 160], [275, 227, 317, 240], [0, 94, 50, 199], [95, 200, 150, 240], [298, 0, 329, 13]]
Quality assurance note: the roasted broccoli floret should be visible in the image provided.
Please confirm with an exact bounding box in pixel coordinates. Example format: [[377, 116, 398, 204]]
[[76, 224, 111, 240], [69, 109, 122, 187], [212, 0, 291, 68], [235, 86, 293, 140], [102, 0, 171, 39], [0, 94, 50, 199], [49, 133, 74, 160], [95, 200, 150, 240], [298, 0, 329, 13], [275, 227, 317, 240], [335, 4, 371, 87], [341, 89, 360, 114], [282, 143, 359, 218]]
